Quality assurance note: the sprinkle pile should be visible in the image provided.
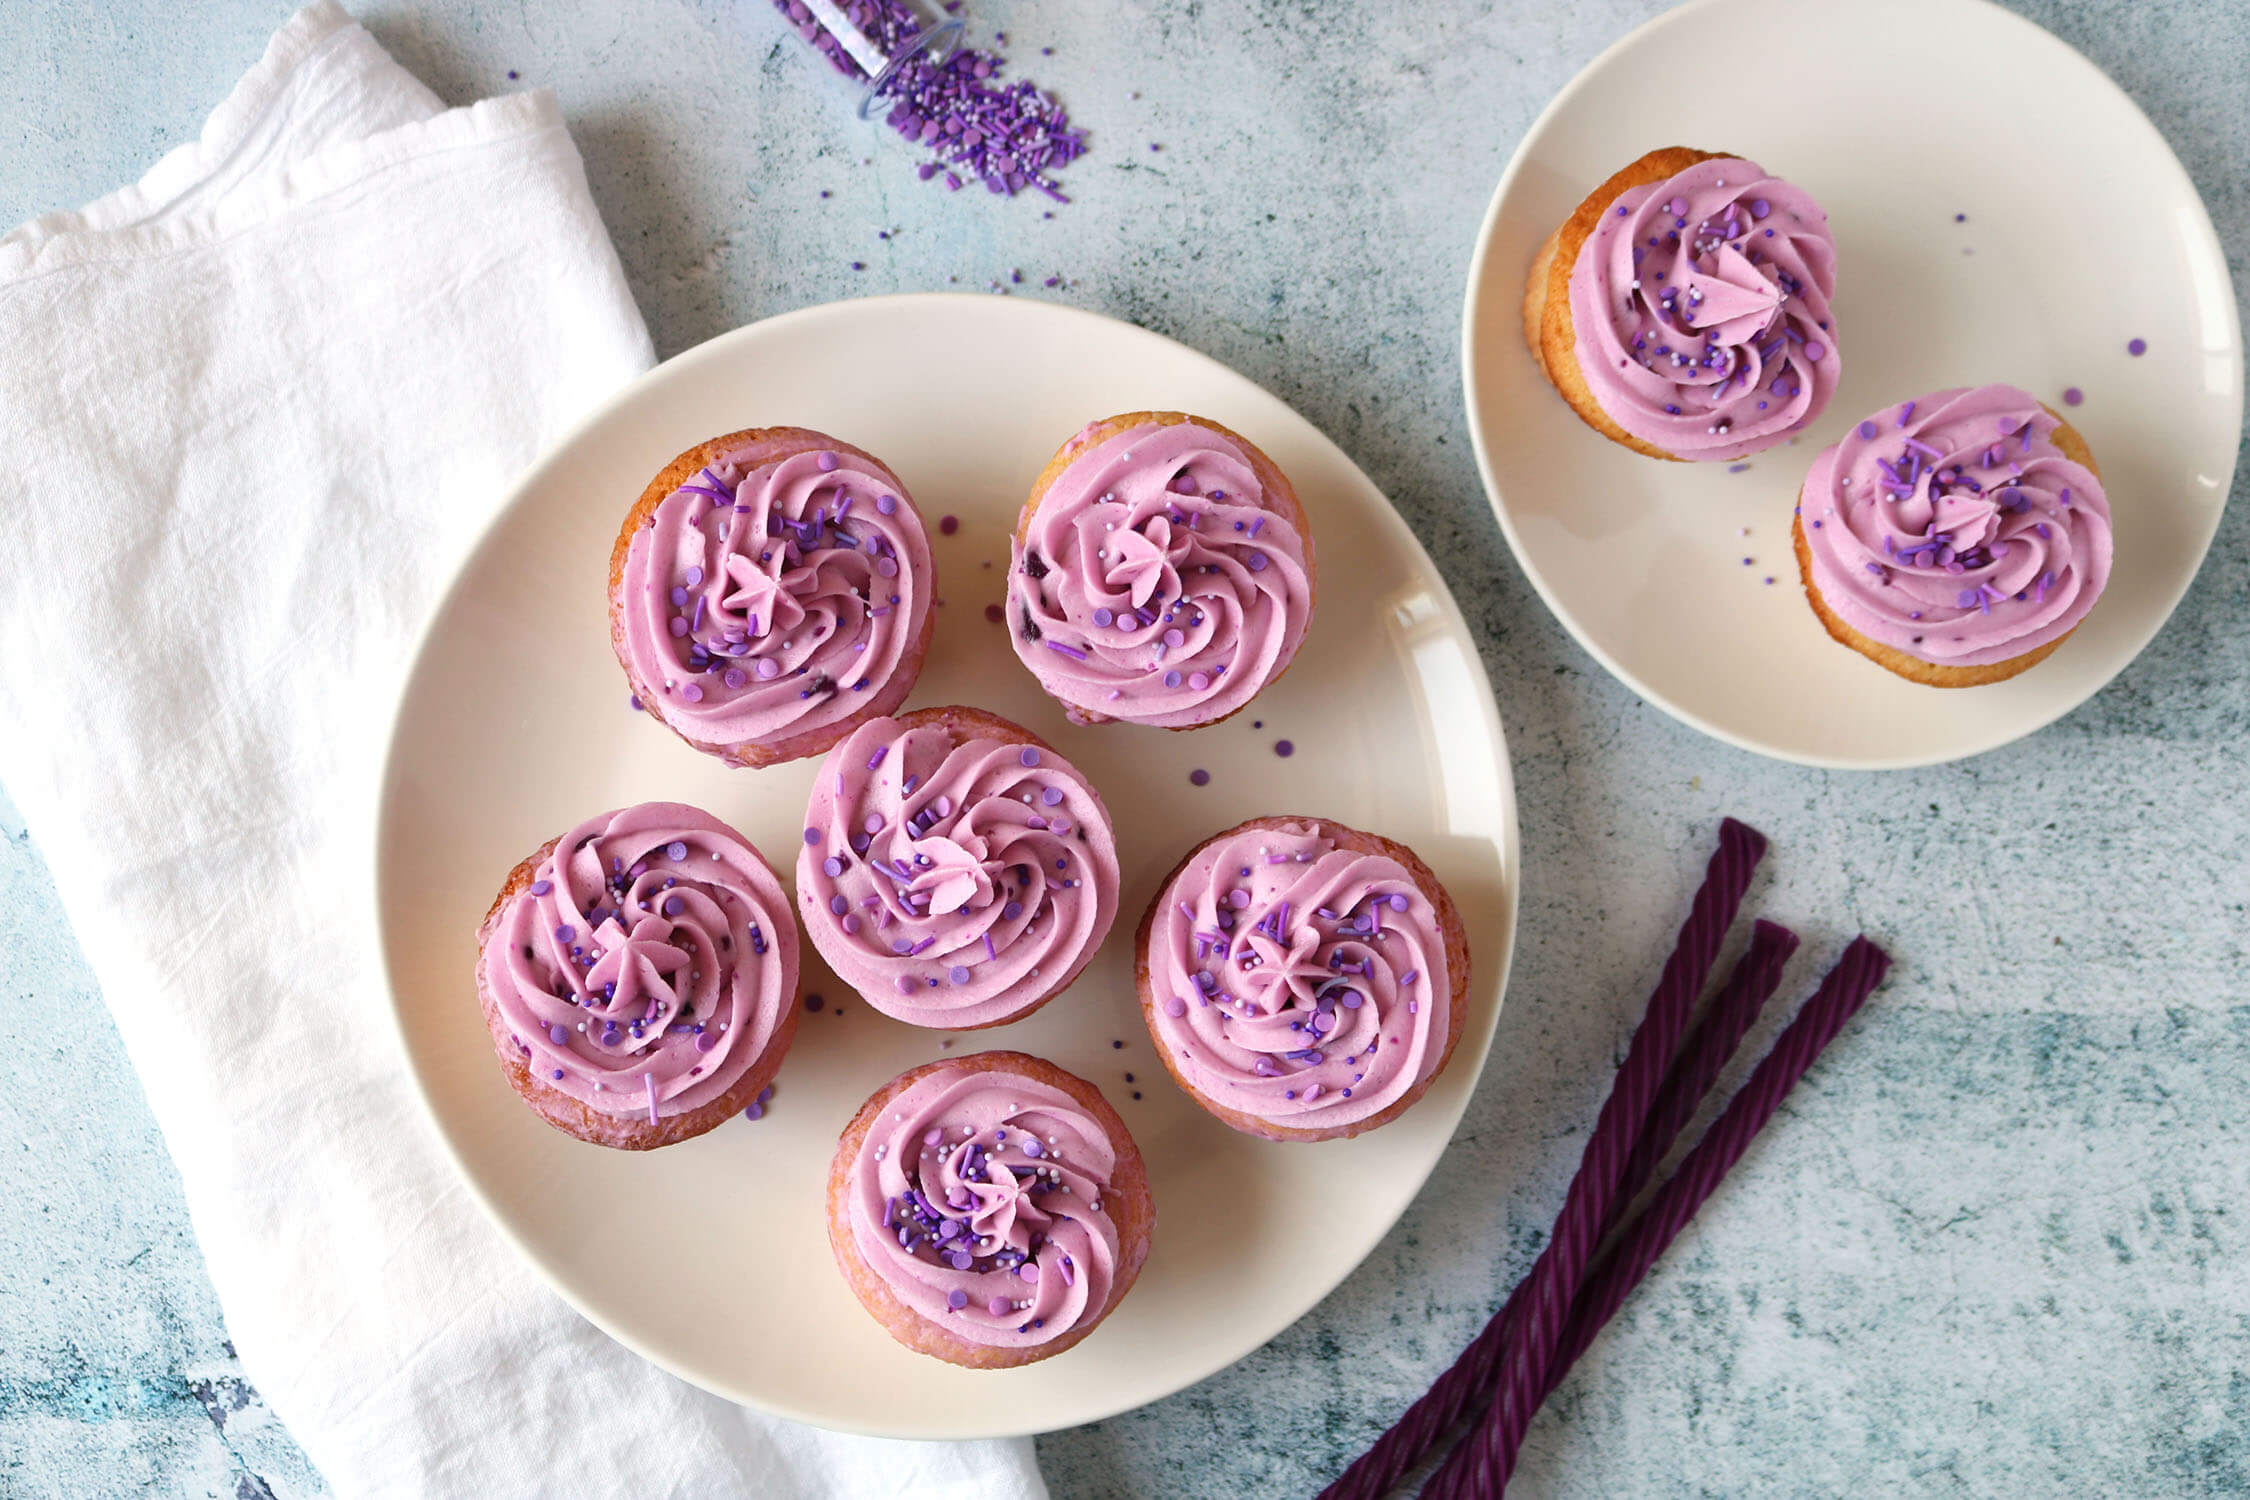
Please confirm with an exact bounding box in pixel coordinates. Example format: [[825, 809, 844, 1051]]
[[773, 0, 1088, 202]]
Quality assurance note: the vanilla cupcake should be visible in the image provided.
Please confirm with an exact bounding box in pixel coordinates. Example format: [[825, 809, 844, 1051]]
[[1137, 816, 1468, 1142], [1007, 412, 1315, 728], [474, 803, 799, 1149], [611, 426, 935, 767], [797, 707, 1120, 1028], [827, 1051, 1155, 1368], [1794, 384, 2113, 686], [1524, 148, 1840, 461]]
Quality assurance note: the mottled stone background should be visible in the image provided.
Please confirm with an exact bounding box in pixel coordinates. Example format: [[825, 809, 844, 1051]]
[[2, 1, 2245, 1496]]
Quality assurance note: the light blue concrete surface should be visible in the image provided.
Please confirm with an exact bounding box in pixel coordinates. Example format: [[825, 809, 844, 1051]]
[[3, 1, 2247, 1496]]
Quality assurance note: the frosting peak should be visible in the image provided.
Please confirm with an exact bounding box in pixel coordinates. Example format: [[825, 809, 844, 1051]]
[[1568, 156, 1840, 458], [1800, 385, 2113, 667], [618, 438, 933, 761], [845, 1059, 1129, 1352], [480, 803, 795, 1120], [1008, 420, 1313, 727], [1146, 820, 1453, 1133], [799, 714, 1120, 1027]]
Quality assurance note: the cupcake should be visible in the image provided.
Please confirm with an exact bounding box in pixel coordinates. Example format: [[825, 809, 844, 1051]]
[[474, 803, 799, 1149], [1523, 147, 1840, 461], [1794, 385, 2113, 686], [827, 1051, 1154, 1368], [611, 426, 935, 768], [798, 707, 1120, 1028], [1136, 816, 1468, 1142], [1007, 411, 1315, 728]]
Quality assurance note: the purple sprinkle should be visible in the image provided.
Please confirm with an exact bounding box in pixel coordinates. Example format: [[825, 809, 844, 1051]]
[[530, 879, 553, 896], [1018, 747, 1040, 768], [804, 992, 825, 1012], [939, 514, 960, 535], [2062, 387, 2084, 407], [1274, 739, 1294, 758], [2128, 338, 2147, 357], [1189, 768, 1210, 787], [949, 965, 971, 984]]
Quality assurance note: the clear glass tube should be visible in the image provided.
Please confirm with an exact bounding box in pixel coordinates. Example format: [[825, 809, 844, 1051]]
[[792, 0, 966, 120]]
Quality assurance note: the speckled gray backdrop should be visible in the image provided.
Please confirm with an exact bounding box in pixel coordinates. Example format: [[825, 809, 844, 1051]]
[[3, 1, 2246, 1496]]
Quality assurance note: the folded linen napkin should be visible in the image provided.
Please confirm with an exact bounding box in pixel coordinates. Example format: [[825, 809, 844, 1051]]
[[0, 6, 1046, 1496]]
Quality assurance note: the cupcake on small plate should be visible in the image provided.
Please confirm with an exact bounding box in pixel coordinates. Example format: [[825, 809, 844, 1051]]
[[828, 1051, 1155, 1368], [1524, 147, 1840, 461], [1794, 384, 2113, 686], [1008, 411, 1315, 729], [474, 802, 799, 1149], [1137, 816, 1468, 1142], [611, 426, 935, 768], [798, 707, 1120, 1029]]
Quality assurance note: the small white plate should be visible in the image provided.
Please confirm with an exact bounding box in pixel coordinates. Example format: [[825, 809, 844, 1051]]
[[1464, 0, 2241, 769], [375, 295, 1518, 1438]]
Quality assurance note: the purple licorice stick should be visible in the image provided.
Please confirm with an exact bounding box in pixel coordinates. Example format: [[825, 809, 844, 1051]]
[[1609, 919, 1800, 1216], [1432, 936, 1892, 1500], [1316, 819, 1768, 1500], [1397, 918, 1796, 1500]]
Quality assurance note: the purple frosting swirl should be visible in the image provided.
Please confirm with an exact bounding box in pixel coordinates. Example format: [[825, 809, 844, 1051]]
[[1007, 420, 1313, 727], [617, 436, 933, 761], [1146, 820, 1451, 1133], [799, 715, 1120, 1027], [1568, 156, 1839, 459], [480, 803, 795, 1120], [1800, 385, 2113, 667], [846, 1062, 1126, 1351]]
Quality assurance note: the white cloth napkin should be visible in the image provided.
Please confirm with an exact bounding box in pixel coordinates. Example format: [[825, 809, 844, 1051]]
[[0, 6, 1047, 1497]]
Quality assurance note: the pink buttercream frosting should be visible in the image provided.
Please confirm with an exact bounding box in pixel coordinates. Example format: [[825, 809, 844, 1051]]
[[1567, 155, 1839, 459], [1007, 420, 1313, 727], [1146, 820, 1451, 1133], [798, 715, 1120, 1027], [1800, 385, 2113, 668], [479, 803, 796, 1119], [618, 435, 933, 761], [846, 1061, 1128, 1352]]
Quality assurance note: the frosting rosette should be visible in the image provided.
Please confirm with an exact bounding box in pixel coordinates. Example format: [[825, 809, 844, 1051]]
[[1568, 155, 1839, 458], [798, 709, 1120, 1027], [841, 1056, 1141, 1357], [1008, 415, 1314, 727], [477, 802, 797, 1135], [614, 430, 934, 765], [1798, 385, 2113, 668], [1143, 818, 1458, 1138]]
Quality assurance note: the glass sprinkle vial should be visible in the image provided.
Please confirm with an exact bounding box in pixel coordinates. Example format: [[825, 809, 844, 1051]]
[[775, 0, 1087, 204]]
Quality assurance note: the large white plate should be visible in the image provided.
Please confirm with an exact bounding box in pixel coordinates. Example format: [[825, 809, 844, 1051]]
[[375, 295, 1518, 1438], [1464, 0, 2241, 769]]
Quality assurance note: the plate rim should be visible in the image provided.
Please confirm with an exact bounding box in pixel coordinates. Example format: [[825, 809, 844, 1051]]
[[372, 290, 1522, 1437], [1459, 0, 2244, 771]]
